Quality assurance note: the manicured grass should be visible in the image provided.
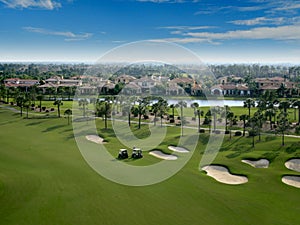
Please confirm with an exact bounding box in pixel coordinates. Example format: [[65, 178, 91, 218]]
[[0, 106, 299, 225]]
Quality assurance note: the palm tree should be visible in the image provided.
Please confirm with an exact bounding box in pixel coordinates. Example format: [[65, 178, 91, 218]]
[[169, 104, 175, 119], [152, 102, 159, 126], [249, 116, 258, 148], [279, 100, 291, 114], [96, 99, 112, 130], [36, 94, 43, 112], [176, 100, 187, 136], [196, 108, 204, 133], [53, 100, 63, 118], [264, 108, 276, 130], [276, 111, 290, 146], [157, 98, 168, 127], [23, 96, 31, 119], [292, 99, 300, 124], [244, 98, 255, 117], [79, 98, 89, 118], [64, 109, 72, 125], [239, 114, 249, 136], [137, 97, 150, 129], [253, 110, 265, 141], [221, 105, 231, 132], [210, 106, 220, 132], [227, 111, 234, 139], [16, 93, 25, 117], [191, 102, 199, 118]]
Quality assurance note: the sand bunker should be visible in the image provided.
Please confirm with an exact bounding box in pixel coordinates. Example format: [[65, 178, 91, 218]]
[[202, 165, 248, 185], [282, 176, 300, 188], [85, 135, 105, 144], [168, 146, 189, 153], [242, 159, 269, 168], [285, 159, 300, 172], [149, 150, 177, 160]]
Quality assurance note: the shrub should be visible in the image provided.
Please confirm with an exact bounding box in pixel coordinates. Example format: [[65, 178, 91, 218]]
[[169, 115, 174, 119], [248, 130, 257, 137], [199, 129, 205, 133], [177, 116, 181, 120], [42, 106, 46, 111], [45, 110, 49, 113], [225, 130, 230, 134], [214, 130, 221, 134], [50, 108, 55, 111], [31, 104, 35, 107], [143, 115, 149, 119], [170, 119, 175, 123], [235, 131, 242, 136], [176, 123, 181, 126], [192, 117, 196, 121], [295, 126, 300, 135]]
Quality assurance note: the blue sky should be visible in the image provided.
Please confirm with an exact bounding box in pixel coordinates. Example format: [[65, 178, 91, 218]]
[[0, 0, 300, 64]]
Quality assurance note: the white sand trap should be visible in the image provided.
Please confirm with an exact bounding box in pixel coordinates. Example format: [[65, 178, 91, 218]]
[[202, 165, 248, 185], [285, 159, 300, 172], [86, 135, 105, 144], [282, 176, 300, 188], [168, 146, 189, 153], [149, 150, 177, 160], [242, 159, 269, 168]]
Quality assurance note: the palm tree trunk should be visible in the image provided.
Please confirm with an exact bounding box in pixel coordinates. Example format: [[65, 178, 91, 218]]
[[128, 109, 131, 126], [138, 114, 141, 129], [154, 113, 157, 126], [198, 113, 201, 132], [243, 121, 246, 136], [282, 132, 285, 146]]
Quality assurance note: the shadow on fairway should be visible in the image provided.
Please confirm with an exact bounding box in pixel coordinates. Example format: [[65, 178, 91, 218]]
[[42, 124, 66, 133]]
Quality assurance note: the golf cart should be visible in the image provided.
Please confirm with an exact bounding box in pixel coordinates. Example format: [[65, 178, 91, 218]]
[[118, 149, 128, 159], [132, 147, 143, 159]]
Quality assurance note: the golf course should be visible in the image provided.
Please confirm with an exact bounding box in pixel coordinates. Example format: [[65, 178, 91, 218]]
[[0, 103, 299, 225]]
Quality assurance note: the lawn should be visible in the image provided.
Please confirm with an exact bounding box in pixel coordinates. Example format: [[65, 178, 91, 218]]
[[0, 106, 299, 225]]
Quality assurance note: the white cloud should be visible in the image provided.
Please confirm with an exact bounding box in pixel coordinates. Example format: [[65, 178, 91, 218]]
[[0, 0, 61, 10], [185, 25, 300, 41], [154, 24, 300, 44], [23, 27, 92, 41], [229, 17, 286, 26], [159, 26, 216, 30]]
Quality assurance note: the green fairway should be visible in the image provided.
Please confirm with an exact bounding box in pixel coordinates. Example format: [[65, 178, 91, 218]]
[[0, 106, 299, 225]]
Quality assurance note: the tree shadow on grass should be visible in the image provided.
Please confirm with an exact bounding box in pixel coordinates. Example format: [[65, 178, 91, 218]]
[[42, 124, 66, 133], [26, 121, 45, 126]]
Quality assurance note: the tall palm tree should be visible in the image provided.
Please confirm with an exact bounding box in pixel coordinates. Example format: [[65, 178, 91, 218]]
[[79, 98, 89, 118], [239, 114, 249, 136], [191, 102, 199, 118], [210, 106, 221, 132], [196, 108, 204, 133], [221, 105, 231, 132], [278, 100, 291, 114], [292, 99, 300, 124], [36, 94, 43, 112], [227, 111, 234, 139], [276, 111, 290, 146], [96, 98, 112, 129], [16, 93, 25, 117], [253, 110, 265, 141], [157, 98, 168, 127], [176, 100, 187, 136], [244, 98, 255, 117], [264, 108, 276, 130], [53, 100, 63, 118], [169, 104, 175, 119], [64, 109, 72, 125], [152, 102, 159, 126], [137, 97, 150, 129]]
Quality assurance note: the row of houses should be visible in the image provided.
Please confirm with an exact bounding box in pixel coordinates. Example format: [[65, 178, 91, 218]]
[[3, 74, 299, 97]]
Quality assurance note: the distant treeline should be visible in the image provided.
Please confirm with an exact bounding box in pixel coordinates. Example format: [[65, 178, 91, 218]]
[[1, 63, 300, 82]]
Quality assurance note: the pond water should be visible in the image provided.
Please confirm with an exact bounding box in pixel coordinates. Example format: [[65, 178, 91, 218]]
[[166, 99, 245, 107]]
